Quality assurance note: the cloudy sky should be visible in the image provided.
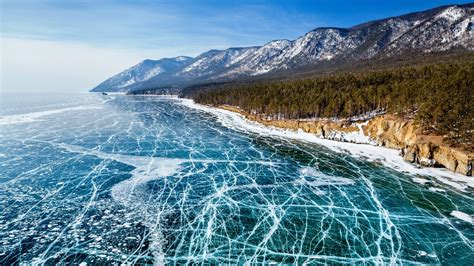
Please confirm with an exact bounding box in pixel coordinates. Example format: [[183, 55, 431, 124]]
[[1, 0, 471, 92]]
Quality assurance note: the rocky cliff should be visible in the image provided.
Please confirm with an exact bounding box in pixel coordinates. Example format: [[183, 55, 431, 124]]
[[365, 116, 473, 176], [220, 106, 473, 176]]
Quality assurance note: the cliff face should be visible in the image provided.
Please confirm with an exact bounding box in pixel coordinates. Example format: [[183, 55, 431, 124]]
[[221, 106, 473, 176], [365, 116, 473, 176]]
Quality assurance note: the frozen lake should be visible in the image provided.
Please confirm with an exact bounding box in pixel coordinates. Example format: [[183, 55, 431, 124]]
[[0, 93, 472, 264]]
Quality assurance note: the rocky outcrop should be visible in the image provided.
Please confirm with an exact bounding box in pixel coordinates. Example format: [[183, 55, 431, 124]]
[[363, 116, 418, 148], [365, 116, 473, 175], [220, 105, 473, 176]]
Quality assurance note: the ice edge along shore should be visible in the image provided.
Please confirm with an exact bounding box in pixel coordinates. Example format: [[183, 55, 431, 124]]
[[177, 98, 474, 194]]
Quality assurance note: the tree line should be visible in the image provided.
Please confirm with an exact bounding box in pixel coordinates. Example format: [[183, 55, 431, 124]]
[[188, 60, 473, 146]]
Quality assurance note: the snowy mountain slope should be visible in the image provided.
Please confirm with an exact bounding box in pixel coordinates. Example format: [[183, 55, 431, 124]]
[[383, 6, 474, 55], [91, 56, 193, 92], [92, 3, 474, 93]]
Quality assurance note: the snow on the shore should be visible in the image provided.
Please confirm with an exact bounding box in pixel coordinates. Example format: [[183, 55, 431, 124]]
[[179, 99, 474, 193], [325, 121, 377, 145]]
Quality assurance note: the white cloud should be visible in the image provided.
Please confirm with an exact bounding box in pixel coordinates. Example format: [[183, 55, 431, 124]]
[[1, 37, 164, 92]]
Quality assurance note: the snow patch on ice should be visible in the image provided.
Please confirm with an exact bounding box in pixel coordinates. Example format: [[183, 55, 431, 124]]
[[326, 121, 376, 145], [0, 105, 103, 125], [412, 177, 430, 185], [428, 187, 446, 193], [298, 167, 355, 186], [450, 211, 473, 224]]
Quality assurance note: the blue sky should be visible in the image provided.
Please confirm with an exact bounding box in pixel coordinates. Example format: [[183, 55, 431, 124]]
[[1, 0, 472, 92]]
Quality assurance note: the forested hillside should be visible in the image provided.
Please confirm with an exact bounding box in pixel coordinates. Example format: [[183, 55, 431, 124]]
[[189, 58, 473, 145]]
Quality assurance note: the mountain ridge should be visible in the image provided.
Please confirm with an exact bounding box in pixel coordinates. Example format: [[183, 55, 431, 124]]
[[91, 3, 474, 92]]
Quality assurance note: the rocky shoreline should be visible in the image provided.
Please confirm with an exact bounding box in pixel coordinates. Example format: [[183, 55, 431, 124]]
[[218, 105, 473, 176]]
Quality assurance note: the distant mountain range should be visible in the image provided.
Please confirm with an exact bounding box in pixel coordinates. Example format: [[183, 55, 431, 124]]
[[91, 3, 474, 93]]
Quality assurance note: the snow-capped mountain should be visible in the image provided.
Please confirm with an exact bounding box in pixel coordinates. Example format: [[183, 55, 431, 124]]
[[91, 4, 473, 92], [91, 56, 193, 92]]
